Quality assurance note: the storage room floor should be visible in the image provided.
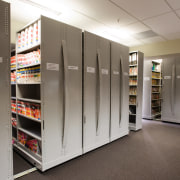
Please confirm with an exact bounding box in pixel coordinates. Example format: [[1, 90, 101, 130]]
[[14, 120, 180, 180]]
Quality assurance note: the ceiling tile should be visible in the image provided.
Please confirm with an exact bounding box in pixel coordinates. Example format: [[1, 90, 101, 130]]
[[110, 0, 171, 20], [143, 12, 180, 35], [167, 0, 180, 10], [141, 36, 165, 44], [175, 9, 180, 17], [63, 0, 137, 27], [165, 32, 180, 40], [123, 22, 150, 35], [120, 38, 143, 47]]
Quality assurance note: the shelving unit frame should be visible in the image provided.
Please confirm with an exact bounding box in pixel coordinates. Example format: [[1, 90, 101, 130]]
[[129, 51, 144, 131], [143, 59, 162, 120], [14, 15, 83, 171], [0, 1, 13, 179]]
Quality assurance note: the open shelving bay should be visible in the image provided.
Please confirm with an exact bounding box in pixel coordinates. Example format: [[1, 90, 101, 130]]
[[129, 51, 144, 131], [12, 15, 83, 172], [143, 59, 163, 120], [13, 17, 42, 168]]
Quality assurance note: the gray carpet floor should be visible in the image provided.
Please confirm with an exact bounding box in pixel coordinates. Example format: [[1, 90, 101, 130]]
[[13, 150, 33, 174], [15, 120, 180, 180]]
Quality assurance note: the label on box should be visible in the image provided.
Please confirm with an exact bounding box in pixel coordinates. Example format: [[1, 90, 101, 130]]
[[68, 66, 78, 70], [46, 63, 59, 71], [113, 71, 119, 75], [144, 77, 150, 81], [87, 67, 95, 73], [0, 57, 3, 63], [101, 69, 108, 75], [164, 76, 171, 79], [124, 72, 128, 76], [177, 76, 180, 79]]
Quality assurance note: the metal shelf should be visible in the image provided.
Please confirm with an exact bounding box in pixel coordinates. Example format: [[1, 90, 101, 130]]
[[17, 63, 41, 70], [152, 113, 161, 117], [152, 105, 161, 108], [129, 85, 137, 86], [129, 94, 137, 96], [152, 99, 161, 101], [129, 104, 136, 106], [129, 75, 137, 76], [12, 111, 17, 115], [152, 78, 162, 80], [11, 83, 16, 85], [11, 97, 16, 100], [14, 143, 42, 163], [17, 43, 40, 54], [152, 85, 162, 86], [129, 64, 137, 67], [152, 70, 161, 73], [129, 113, 136, 116], [17, 82, 41, 85], [17, 97, 41, 104], [18, 127, 41, 141], [18, 113, 41, 123], [11, 68, 16, 71]]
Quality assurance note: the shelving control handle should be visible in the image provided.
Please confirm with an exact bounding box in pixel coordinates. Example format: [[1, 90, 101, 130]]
[[119, 57, 123, 127], [96, 49, 101, 136], [61, 40, 69, 149], [171, 64, 176, 115]]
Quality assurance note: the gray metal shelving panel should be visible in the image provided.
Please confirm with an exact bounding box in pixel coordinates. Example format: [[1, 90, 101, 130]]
[[143, 59, 162, 120], [15, 16, 82, 171], [129, 51, 144, 131], [0, 1, 13, 179], [110, 41, 129, 142], [83, 31, 110, 153]]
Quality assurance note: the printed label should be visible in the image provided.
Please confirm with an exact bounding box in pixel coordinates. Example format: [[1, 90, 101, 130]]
[[124, 72, 129, 76], [177, 76, 180, 79], [164, 76, 171, 79], [87, 67, 95, 73], [68, 66, 79, 70], [144, 77, 150, 81], [113, 71, 119, 75], [101, 69, 108, 75], [0, 57, 3, 63], [46, 63, 59, 71]]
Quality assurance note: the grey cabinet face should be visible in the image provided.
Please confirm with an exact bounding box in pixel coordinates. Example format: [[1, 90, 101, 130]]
[[162, 58, 175, 120], [41, 17, 82, 167], [162, 57, 180, 123], [142, 60, 152, 119], [0, 1, 12, 179], [175, 58, 180, 121], [110, 42, 129, 141], [83, 31, 110, 153]]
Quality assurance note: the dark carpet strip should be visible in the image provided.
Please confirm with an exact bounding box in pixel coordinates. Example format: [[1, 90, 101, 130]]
[[16, 120, 180, 180], [13, 149, 34, 174]]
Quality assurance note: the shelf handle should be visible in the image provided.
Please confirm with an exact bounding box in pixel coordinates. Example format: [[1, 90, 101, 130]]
[[119, 57, 123, 127], [171, 64, 176, 115], [62, 40, 69, 149], [96, 49, 101, 136]]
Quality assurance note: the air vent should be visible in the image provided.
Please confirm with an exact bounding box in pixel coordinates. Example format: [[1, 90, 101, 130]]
[[5, 6, 9, 35], [133, 30, 158, 39]]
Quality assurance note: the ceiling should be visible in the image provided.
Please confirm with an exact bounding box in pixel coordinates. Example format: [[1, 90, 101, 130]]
[[4, 0, 180, 46]]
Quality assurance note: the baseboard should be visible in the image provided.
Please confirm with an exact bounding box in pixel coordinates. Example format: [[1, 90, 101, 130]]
[[43, 149, 82, 171], [83, 138, 110, 154], [110, 130, 129, 142]]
